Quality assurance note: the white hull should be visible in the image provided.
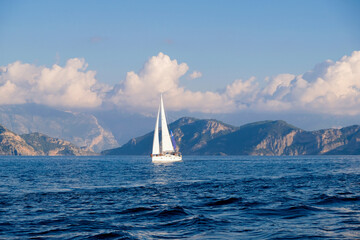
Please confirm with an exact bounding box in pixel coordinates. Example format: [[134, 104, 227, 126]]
[[152, 154, 182, 163]]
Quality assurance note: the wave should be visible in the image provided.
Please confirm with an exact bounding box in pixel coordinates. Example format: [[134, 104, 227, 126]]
[[160, 214, 223, 227], [120, 206, 155, 214], [29, 227, 69, 236], [87, 231, 137, 240], [155, 206, 188, 218], [205, 197, 242, 206], [251, 204, 320, 219], [314, 194, 360, 205]]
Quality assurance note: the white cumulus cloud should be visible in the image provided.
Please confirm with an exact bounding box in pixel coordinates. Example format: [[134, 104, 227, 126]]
[[1, 51, 360, 116], [109, 50, 360, 115], [0, 58, 103, 108], [256, 51, 360, 115], [110, 52, 235, 113]]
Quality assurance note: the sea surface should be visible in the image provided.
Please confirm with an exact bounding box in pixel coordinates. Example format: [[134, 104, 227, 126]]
[[0, 156, 360, 239]]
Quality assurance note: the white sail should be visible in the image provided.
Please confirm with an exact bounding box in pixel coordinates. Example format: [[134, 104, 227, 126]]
[[151, 94, 181, 163], [152, 106, 160, 155], [160, 94, 174, 153]]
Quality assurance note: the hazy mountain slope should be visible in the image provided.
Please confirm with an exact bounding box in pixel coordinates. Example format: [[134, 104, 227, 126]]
[[92, 110, 155, 146], [0, 104, 118, 152], [102, 118, 360, 156], [21, 132, 95, 156]]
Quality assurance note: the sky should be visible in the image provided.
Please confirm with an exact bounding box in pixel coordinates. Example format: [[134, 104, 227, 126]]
[[1, 0, 360, 128]]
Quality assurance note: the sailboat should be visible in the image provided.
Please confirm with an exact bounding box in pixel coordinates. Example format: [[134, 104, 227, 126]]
[[151, 94, 182, 162]]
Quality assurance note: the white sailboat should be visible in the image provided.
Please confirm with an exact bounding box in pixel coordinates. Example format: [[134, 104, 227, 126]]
[[151, 94, 182, 162]]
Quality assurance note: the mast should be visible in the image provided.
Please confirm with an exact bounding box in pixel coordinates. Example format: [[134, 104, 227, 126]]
[[152, 106, 160, 155], [160, 94, 174, 153]]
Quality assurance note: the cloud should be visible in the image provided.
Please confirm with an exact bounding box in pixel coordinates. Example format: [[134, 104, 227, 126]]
[[109, 52, 235, 113], [1, 51, 360, 116], [189, 71, 202, 80], [0, 58, 103, 108], [256, 50, 360, 115]]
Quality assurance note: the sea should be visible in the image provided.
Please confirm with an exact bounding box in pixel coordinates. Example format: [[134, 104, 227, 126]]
[[0, 156, 360, 239]]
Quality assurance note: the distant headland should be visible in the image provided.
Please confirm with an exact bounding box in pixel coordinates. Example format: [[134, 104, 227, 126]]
[[0, 124, 95, 156], [102, 117, 360, 156]]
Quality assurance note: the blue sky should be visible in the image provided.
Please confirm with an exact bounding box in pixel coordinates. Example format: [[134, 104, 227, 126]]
[[1, 0, 359, 91], [1, 0, 360, 130]]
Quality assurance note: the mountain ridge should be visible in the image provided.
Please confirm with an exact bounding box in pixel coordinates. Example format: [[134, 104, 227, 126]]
[[102, 117, 360, 156], [0, 124, 95, 156]]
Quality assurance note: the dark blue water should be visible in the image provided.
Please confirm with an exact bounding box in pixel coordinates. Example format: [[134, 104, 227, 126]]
[[0, 156, 360, 239]]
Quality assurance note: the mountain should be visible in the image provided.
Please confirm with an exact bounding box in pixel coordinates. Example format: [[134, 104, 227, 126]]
[[101, 118, 360, 156], [21, 132, 95, 156], [102, 117, 238, 155], [0, 124, 37, 155], [0, 124, 94, 156], [293, 125, 360, 155], [0, 104, 118, 152], [197, 120, 299, 155]]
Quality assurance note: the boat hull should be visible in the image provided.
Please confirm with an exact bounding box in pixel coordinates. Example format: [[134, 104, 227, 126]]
[[151, 153, 182, 163]]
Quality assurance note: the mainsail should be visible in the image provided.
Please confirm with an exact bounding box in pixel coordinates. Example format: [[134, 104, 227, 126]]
[[152, 94, 175, 154], [160, 94, 174, 153], [152, 106, 160, 155]]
